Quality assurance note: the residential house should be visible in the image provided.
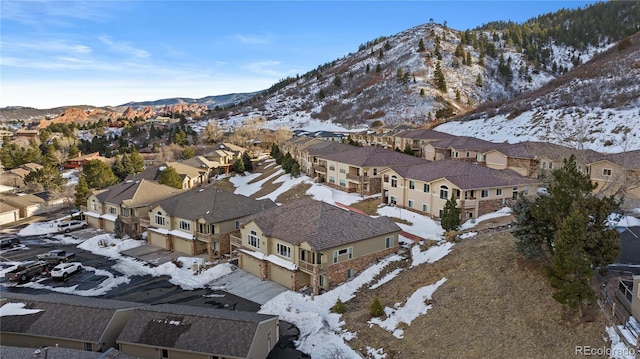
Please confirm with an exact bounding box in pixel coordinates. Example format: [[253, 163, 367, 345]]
[[0, 201, 20, 225], [316, 146, 427, 196], [84, 179, 182, 236], [232, 198, 401, 295], [182, 155, 223, 179], [0, 162, 43, 188], [146, 186, 276, 257], [483, 141, 585, 178], [116, 304, 279, 359], [0, 193, 47, 219], [0, 345, 135, 359], [204, 148, 237, 173], [392, 128, 455, 156], [280, 137, 354, 177], [423, 136, 497, 162], [14, 129, 39, 139], [615, 275, 640, 329], [587, 150, 640, 200], [128, 162, 206, 189], [0, 292, 143, 353], [63, 152, 104, 169], [380, 160, 539, 220]]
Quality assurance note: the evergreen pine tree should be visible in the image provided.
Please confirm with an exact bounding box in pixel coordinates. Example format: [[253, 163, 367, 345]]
[[403, 143, 413, 155], [369, 296, 384, 318], [242, 151, 253, 172], [475, 73, 483, 87], [418, 38, 426, 52], [441, 194, 461, 232], [74, 175, 91, 209], [157, 166, 183, 189], [234, 157, 246, 174], [376, 63, 381, 73], [433, 62, 447, 93], [290, 162, 300, 177]]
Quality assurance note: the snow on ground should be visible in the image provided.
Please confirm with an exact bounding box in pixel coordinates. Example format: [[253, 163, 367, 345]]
[[17, 220, 61, 236], [617, 215, 640, 228], [604, 326, 637, 359], [377, 205, 444, 240], [0, 302, 44, 316], [370, 268, 403, 290], [460, 207, 512, 231], [411, 241, 453, 267], [257, 174, 313, 202], [368, 277, 447, 339], [306, 183, 372, 206]]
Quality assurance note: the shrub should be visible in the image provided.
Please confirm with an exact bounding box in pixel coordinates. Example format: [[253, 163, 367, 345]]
[[331, 298, 346, 314], [369, 296, 384, 318]]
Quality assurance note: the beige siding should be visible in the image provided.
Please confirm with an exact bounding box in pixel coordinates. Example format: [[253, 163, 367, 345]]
[[173, 238, 193, 255], [247, 319, 279, 359], [103, 219, 115, 232], [86, 215, 101, 229], [241, 222, 268, 256], [485, 151, 508, 170], [240, 252, 263, 279], [269, 262, 293, 288], [148, 230, 167, 248], [633, 276, 640, 320]]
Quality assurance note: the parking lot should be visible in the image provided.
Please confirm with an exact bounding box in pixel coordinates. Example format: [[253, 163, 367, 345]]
[[0, 228, 285, 312]]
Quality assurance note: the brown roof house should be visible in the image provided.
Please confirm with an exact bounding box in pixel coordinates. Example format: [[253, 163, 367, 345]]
[[587, 149, 640, 200], [423, 136, 498, 162], [232, 198, 401, 295], [0, 162, 43, 189], [63, 152, 105, 169], [380, 160, 539, 220], [84, 179, 182, 237], [116, 304, 279, 359], [0, 192, 47, 220], [391, 128, 455, 157], [128, 162, 206, 189], [281, 137, 355, 178], [0, 292, 143, 353], [316, 146, 427, 196], [146, 186, 276, 257]]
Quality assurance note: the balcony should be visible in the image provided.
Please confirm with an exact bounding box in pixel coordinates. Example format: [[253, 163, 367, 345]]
[[119, 216, 133, 225], [298, 260, 326, 275], [139, 218, 150, 228], [195, 232, 212, 242], [230, 233, 242, 247], [346, 173, 369, 183], [314, 165, 327, 174]]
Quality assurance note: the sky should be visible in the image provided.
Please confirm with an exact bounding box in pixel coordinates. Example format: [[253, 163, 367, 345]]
[[1, 0, 598, 109]]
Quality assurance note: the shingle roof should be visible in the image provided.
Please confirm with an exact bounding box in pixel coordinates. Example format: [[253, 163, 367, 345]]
[[0, 293, 142, 342], [320, 146, 428, 167], [182, 156, 220, 169], [242, 198, 401, 250], [306, 141, 355, 156], [393, 128, 455, 140], [95, 179, 181, 207], [0, 193, 45, 208], [389, 160, 538, 190], [599, 149, 640, 169], [116, 304, 277, 358], [154, 186, 276, 223], [490, 141, 581, 160], [429, 136, 499, 151]]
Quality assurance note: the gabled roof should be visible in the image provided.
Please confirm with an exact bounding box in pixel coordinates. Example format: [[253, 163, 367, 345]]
[[20, 162, 43, 171], [306, 141, 355, 156], [116, 304, 277, 358], [128, 162, 204, 183], [182, 156, 220, 170], [165, 161, 205, 178], [94, 179, 181, 207], [0, 292, 142, 342], [428, 136, 498, 151], [320, 146, 428, 167], [488, 141, 580, 160], [388, 160, 538, 190], [153, 186, 276, 223], [393, 128, 455, 140], [595, 149, 640, 169], [0, 193, 45, 208], [242, 198, 401, 251]]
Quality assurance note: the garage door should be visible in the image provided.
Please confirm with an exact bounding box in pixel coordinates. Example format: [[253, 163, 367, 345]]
[[148, 231, 167, 249], [269, 263, 293, 290], [240, 253, 263, 279]]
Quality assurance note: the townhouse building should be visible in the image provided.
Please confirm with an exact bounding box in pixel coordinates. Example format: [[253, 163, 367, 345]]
[[380, 160, 539, 220]]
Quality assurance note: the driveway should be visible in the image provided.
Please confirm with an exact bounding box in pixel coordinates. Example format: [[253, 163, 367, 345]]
[[207, 268, 288, 305]]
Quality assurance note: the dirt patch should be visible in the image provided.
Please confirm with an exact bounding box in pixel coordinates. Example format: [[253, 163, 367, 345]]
[[275, 183, 313, 204], [342, 232, 609, 358], [349, 198, 382, 216]]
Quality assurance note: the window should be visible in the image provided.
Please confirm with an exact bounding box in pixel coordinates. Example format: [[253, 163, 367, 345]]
[[121, 207, 129, 216], [319, 275, 325, 287], [409, 180, 415, 190], [333, 247, 353, 263], [92, 200, 98, 211], [235, 221, 240, 229], [549, 162, 553, 169], [423, 183, 430, 193], [390, 196, 397, 205], [422, 204, 429, 213], [603, 168, 612, 176], [496, 188, 503, 196], [542, 162, 547, 169], [512, 187, 519, 199], [109, 207, 117, 215], [373, 168, 378, 176], [466, 151, 470, 158], [84, 343, 92, 351], [481, 190, 489, 198], [391, 176, 398, 188], [339, 179, 346, 187], [452, 151, 458, 158], [161, 349, 169, 358], [438, 209, 444, 218], [439, 185, 449, 200], [408, 200, 414, 208], [155, 211, 165, 226], [329, 176, 335, 184], [383, 175, 389, 183], [276, 243, 291, 258], [339, 166, 346, 174], [329, 163, 335, 171], [179, 220, 191, 231], [465, 190, 475, 199], [385, 236, 394, 248], [248, 230, 260, 248], [347, 268, 355, 278]]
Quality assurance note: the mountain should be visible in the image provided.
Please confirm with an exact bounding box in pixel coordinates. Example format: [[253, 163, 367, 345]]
[[218, 1, 640, 152], [118, 92, 261, 110]]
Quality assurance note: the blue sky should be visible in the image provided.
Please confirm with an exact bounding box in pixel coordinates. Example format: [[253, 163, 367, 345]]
[[1, 0, 597, 109]]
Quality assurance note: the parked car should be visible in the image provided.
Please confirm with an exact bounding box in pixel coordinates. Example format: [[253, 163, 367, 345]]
[[4, 260, 48, 283], [0, 237, 20, 249], [57, 220, 87, 233], [36, 249, 76, 265], [50, 262, 82, 280]]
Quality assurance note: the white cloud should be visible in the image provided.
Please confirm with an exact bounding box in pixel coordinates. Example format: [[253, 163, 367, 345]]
[[231, 33, 272, 45], [98, 35, 150, 58]]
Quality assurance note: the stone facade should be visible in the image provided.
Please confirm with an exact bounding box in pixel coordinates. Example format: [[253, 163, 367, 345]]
[[327, 246, 397, 288], [478, 198, 513, 216]]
